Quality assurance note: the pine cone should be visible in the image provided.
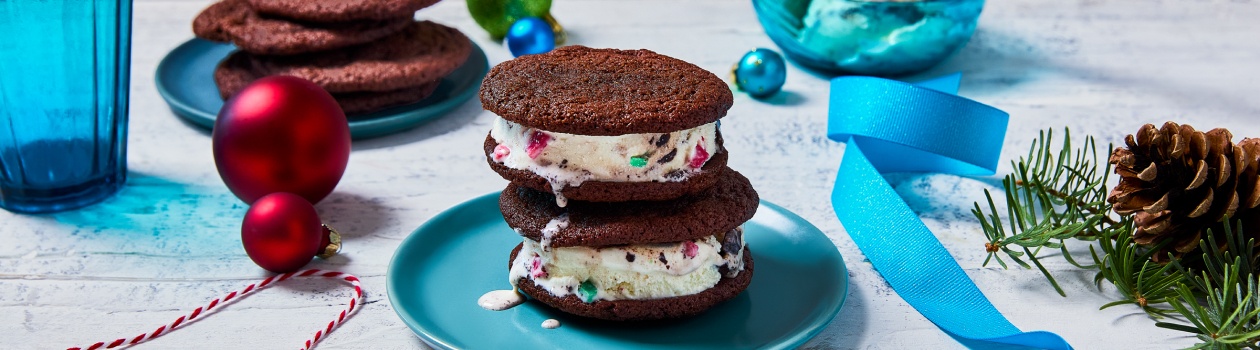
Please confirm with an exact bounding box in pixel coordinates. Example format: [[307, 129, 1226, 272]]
[[1107, 122, 1260, 262]]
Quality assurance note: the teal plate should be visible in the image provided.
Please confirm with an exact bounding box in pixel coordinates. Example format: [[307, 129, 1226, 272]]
[[154, 38, 489, 140], [387, 193, 847, 349]]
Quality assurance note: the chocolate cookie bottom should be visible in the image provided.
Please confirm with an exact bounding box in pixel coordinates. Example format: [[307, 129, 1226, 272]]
[[510, 244, 754, 321]]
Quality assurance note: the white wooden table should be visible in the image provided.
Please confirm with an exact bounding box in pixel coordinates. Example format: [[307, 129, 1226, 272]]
[[5, 0, 1258, 348]]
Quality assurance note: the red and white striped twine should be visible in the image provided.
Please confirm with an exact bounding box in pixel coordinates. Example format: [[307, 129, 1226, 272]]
[[67, 269, 363, 350]]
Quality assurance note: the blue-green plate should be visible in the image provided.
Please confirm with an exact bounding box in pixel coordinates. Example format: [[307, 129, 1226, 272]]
[[154, 38, 489, 140], [387, 193, 847, 349]]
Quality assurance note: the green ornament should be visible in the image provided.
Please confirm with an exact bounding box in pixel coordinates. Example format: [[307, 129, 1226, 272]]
[[629, 156, 647, 168], [467, 0, 564, 43], [577, 280, 598, 303]]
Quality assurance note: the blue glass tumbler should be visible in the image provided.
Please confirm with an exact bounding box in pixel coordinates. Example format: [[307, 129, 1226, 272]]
[[0, 1, 132, 213]]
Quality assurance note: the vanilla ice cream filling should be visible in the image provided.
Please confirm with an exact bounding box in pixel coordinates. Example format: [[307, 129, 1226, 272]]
[[489, 117, 719, 206], [509, 228, 745, 303]]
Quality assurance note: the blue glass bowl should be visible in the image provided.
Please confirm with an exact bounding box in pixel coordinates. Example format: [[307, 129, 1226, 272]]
[[753, 0, 985, 76]]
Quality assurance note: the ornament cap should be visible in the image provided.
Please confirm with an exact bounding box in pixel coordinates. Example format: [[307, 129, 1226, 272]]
[[542, 12, 565, 45], [318, 224, 342, 259]]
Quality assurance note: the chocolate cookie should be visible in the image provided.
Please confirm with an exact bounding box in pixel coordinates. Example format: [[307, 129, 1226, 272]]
[[499, 168, 759, 247], [215, 51, 442, 115], [510, 244, 754, 321], [241, 20, 471, 93], [479, 46, 734, 136], [248, 0, 440, 23], [213, 51, 257, 97], [335, 83, 440, 115], [192, 0, 411, 55], [483, 133, 729, 202]]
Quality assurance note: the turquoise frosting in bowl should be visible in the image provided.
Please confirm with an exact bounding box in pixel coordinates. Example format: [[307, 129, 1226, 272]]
[[754, 0, 985, 76]]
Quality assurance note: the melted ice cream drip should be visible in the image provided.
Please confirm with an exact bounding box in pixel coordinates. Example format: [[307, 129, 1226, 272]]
[[542, 319, 560, 329], [478, 289, 525, 311], [539, 214, 570, 251]]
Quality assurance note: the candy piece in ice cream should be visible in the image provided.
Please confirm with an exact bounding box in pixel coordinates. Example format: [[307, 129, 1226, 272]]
[[683, 241, 699, 259], [526, 130, 550, 159], [690, 138, 709, 168], [630, 155, 648, 168], [578, 280, 598, 303], [529, 254, 548, 278], [493, 144, 511, 161]]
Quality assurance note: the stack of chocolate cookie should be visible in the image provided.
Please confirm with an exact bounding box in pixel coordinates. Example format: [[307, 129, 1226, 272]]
[[193, 0, 472, 115], [482, 46, 758, 320]]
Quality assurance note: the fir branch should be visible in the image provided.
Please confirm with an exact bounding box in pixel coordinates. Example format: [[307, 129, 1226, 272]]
[[975, 127, 1260, 349], [972, 128, 1124, 296]]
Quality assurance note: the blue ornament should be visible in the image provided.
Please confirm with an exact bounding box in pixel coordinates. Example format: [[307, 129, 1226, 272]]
[[506, 17, 555, 57], [732, 48, 787, 98]]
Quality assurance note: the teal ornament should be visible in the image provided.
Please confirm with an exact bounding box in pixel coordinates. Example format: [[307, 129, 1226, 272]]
[[732, 48, 787, 98], [506, 17, 555, 57]]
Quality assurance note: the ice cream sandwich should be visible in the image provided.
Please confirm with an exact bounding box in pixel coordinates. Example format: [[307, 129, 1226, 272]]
[[501, 170, 758, 321], [480, 46, 735, 205]]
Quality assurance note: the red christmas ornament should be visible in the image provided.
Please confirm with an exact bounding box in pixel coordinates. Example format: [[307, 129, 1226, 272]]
[[242, 192, 337, 273], [213, 76, 351, 204]]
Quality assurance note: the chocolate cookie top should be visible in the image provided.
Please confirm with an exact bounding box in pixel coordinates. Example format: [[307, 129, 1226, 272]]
[[483, 133, 729, 202], [193, 0, 411, 55], [479, 46, 734, 136], [248, 0, 439, 23], [243, 20, 471, 93], [511, 245, 754, 321], [499, 168, 759, 247], [214, 51, 440, 115]]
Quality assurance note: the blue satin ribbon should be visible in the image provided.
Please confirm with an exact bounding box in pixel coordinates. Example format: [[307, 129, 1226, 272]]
[[828, 74, 1073, 350]]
